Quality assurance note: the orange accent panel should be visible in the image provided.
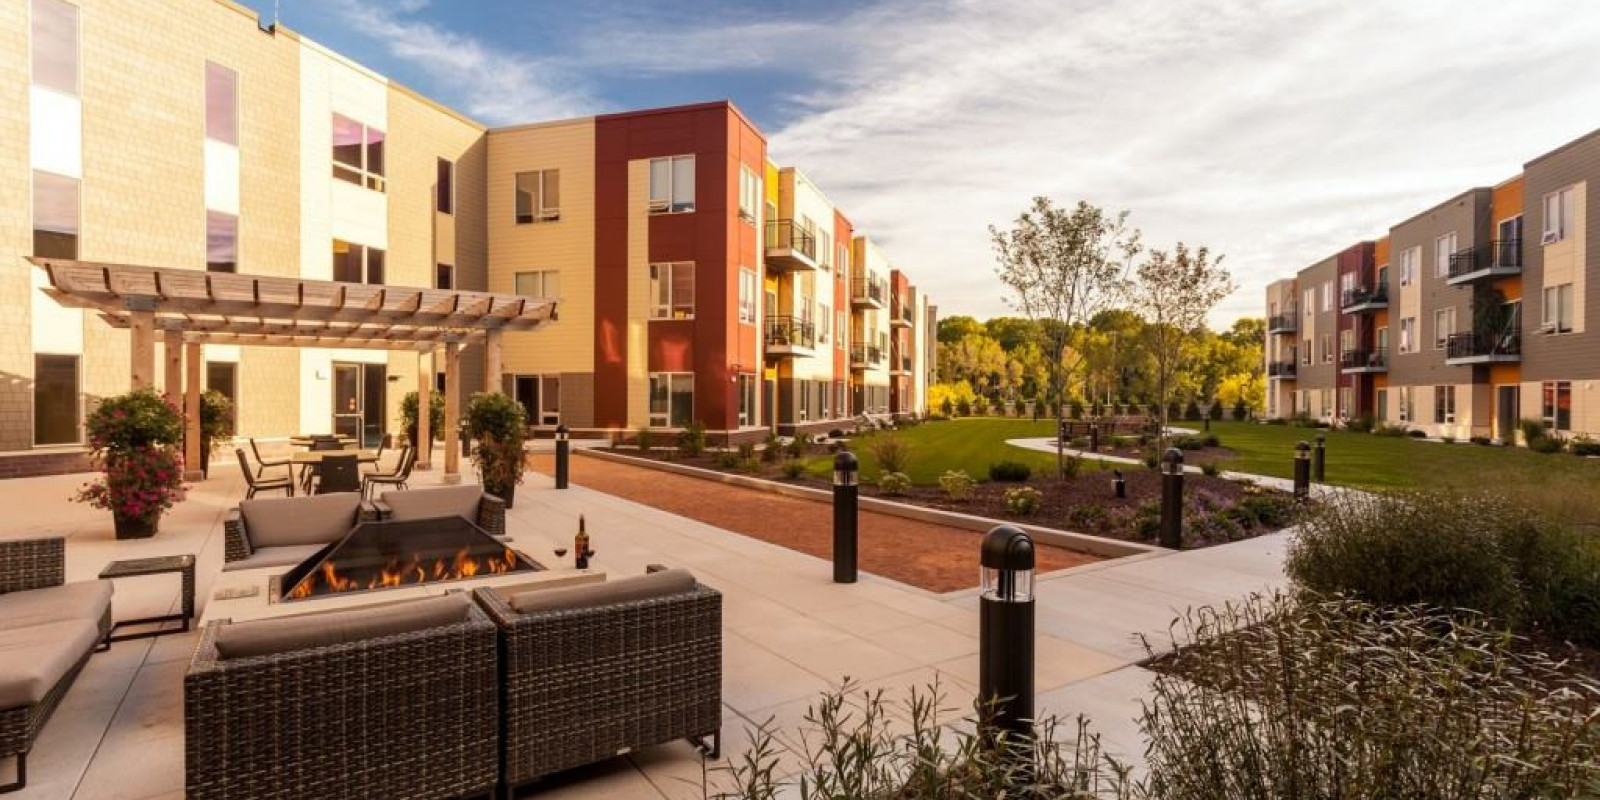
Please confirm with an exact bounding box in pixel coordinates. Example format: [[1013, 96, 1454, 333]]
[[1373, 236, 1390, 266], [1493, 175, 1524, 224]]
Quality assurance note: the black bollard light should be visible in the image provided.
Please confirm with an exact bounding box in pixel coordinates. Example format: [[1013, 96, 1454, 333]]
[[1159, 447, 1185, 549], [1112, 469, 1126, 498], [832, 451, 859, 583], [1312, 434, 1326, 484], [1293, 441, 1311, 500], [1089, 421, 1100, 453], [554, 424, 570, 490], [980, 525, 1035, 745]]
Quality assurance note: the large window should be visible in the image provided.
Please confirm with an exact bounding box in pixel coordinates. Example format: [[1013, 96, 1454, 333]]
[[331, 114, 384, 191], [1322, 333, 1333, 364], [737, 374, 756, 427], [1542, 381, 1572, 432], [737, 164, 759, 223], [436, 263, 454, 290], [1399, 317, 1416, 353], [436, 158, 453, 215], [33, 354, 78, 445], [31, 0, 77, 97], [1433, 307, 1455, 349], [1320, 281, 1331, 312], [1543, 186, 1575, 244], [514, 169, 559, 223], [206, 361, 238, 435], [648, 373, 694, 428], [1434, 232, 1457, 278], [648, 155, 695, 214], [514, 270, 559, 298], [1397, 386, 1412, 423], [738, 268, 757, 324], [1303, 289, 1314, 318], [1399, 246, 1419, 286], [1434, 385, 1456, 424], [818, 302, 830, 343], [206, 209, 237, 273], [649, 262, 695, 319], [32, 170, 78, 259], [1543, 283, 1574, 333], [205, 61, 238, 146], [1376, 388, 1388, 422], [332, 240, 384, 284], [837, 310, 848, 349]]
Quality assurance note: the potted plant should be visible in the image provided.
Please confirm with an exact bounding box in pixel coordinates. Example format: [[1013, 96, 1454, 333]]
[[73, 389, 186, 539], [197, 389, 233, 478], [401, 390, 446, 452], [467, 392, 528, 508]]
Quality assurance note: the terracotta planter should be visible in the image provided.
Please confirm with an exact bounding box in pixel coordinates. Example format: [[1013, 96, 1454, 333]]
[[113, 513, 159, 539]]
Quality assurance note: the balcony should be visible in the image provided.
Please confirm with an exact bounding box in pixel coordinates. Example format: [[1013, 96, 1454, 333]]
[[849, 343, 884, 370], [1339, 347, 1388, 373], [1267, 312, 1297, 334], [890, 299, 914, 328], [1267, 361, 1297, 379], [1447, 239, 1521, 285], [764, 315, 817, 357], [889, 352, 913, 375], [851, 275, 887, 309], [1339, 285, 1388, 314], [765, 220, 819, 272], [1445, 330, 1521, 365]]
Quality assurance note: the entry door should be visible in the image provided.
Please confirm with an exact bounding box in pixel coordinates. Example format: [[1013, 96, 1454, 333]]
[[332, 362, 386, 447], [1496, 386, 1518, 444], [512, 375, 561, 426], [763, 378, 776, 431]]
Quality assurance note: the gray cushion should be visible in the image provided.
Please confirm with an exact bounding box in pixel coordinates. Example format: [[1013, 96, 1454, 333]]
[[213, 593, 472, 660], [219, 544, 327, 573], [239, 492, 360, 548], [0, 580, 113, 631], [0, 619, 100, 708], [380, 485, 482, 523], [508, 568, 697, 615]]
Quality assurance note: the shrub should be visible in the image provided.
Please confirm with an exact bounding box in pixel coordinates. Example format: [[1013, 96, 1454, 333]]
[[1231, 398, 1248, 420], [401, 390, 446, 449], [1002, 485, 1042, 516], [1171, 434, 1206, 451], [781, 460, 806, 479], [1265, 417, 1288, 426], [635, 427, 654, 454], [1406, 429, 1427, 438], [828, 428, 846, 440], [466, 393, 529, 500], [937, 469, 975, 502], [1519, 417, 1548, 446], [1469, 435, 1492, 446], [677, 419, 707, 457], [877, 471, 912, 496], [1569, 435, 1600, 457], [1069, 400, 1084, 419], [1530, 436, 1565, 454], [737, 441, 756, 461], [868, 435, 911, 474], [787, 432, 811, 459], [1200, 461, 1220, 477], [1440, 434, 1456, 444], [987, 460, 1032, 482], [1142, 450, 1159, 469], [715, 450, 740, 469], [1060, 454, 1082, 480], [1373, 423, 1408, 437], [1344, 414, 1375, 433], [761, 431, 780, 462], [939, 397, 955, 417], [1134, 499, 1161, 539], [1066, 502, 1107, 530], [955, 398, 971, 417]]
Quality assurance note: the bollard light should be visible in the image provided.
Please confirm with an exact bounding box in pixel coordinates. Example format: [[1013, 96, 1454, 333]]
[[832, 451, 859, 583], [1312, 433, 1326, 484], [1112, 469, 1126, 499], [1089, 421, 1100, 453], [1293, 441, 1311, 500], [554, 424, 570, 490], [1159, 447, 1185, 549], [980, 525, 1036, 745]]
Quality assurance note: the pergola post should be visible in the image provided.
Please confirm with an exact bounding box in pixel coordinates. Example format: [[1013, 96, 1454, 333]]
[[443, 341, 461, 484], [128, 297, 157, 391], [483, 327, 503, 395], [416, 350, 432, 471], [183, 341, 203, 481], [163, 329, 183, 401]]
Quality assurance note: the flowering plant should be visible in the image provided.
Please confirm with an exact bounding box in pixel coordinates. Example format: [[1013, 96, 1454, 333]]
[[74, 389, 186, 525], [467, 392, 528, 500]]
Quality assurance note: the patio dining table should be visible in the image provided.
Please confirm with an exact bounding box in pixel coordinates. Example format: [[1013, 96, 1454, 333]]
[[290, 449, 381, 494], [287, 435, 357, 448]]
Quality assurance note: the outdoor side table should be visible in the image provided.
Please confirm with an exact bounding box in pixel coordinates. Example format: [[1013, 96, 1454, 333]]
[[98, 554, 196, 643]]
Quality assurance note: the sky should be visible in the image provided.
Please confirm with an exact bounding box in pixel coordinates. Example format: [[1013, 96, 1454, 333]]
[[241, 0, 1600, 327]]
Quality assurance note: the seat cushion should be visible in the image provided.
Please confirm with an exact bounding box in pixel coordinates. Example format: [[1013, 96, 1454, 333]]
[[0, 580, 112, 631], [239, 492, 360, 548], [213, 593, 472, 660], [220, 544, 328, 573], [0, 619, 101, 708], [508, 568, 697, 615], [380, 485, 482, 523]]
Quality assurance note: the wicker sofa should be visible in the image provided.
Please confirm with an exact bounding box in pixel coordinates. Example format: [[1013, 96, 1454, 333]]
[[473, 566, 722, 797], [0, 537, 113, 793], [184, 593, 499, 800], [222, 491, 374, 572], [371, 485, 507, 540]]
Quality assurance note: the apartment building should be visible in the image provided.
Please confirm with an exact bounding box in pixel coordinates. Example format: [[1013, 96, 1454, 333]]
[[2, 0, 935, 476], [1264, 127, 1598, 442]]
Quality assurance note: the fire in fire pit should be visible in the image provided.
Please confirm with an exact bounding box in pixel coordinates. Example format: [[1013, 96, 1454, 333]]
[[279, 515, 541, 601]]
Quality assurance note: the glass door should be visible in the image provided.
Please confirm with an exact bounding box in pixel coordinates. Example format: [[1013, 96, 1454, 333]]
[[332, 362, 386, 446], [333, 364, 362, 439]]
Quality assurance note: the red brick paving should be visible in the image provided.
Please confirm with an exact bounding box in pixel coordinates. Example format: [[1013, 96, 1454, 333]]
[[528, 453, 1101, 593]]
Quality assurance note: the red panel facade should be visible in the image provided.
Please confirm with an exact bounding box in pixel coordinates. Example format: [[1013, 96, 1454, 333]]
[[1336, 241, 1376, 417]]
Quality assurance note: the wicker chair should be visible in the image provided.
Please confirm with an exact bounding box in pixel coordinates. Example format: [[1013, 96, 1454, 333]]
[[184, 600, 500, 800], [473, 567, 722, 797], [370, 483, 506, 540], [1, 538, 112, 793]]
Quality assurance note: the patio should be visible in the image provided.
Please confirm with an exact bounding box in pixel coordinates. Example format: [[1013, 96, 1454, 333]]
[[1, 454, 1288, 799]]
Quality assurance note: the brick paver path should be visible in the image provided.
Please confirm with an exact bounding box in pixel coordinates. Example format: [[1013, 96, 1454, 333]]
[[528, 453, 1100, 593]]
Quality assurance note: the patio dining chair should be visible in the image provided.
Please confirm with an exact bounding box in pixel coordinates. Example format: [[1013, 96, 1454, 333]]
[[247, 438, 291, 479], [301, 437, 348, 492], [315, 454, 361, 495], [236, 448, 293, 499], [363, 437, 389, 477], [362, 445, 414, 499]]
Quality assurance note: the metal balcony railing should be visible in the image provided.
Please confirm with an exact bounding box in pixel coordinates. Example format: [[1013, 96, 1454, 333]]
[[1447, 239, 1521, 281], [1267, 312, 1297, 333], [852, 275, 887, 305], [1339, 347, 1388, 370], [764, 315, 815, 349], [850, 343, 883, 365], [1340, 285, 1388, 311], [1446, 331, 1521, 360], [1267, 361, 1297, 378], [765, 219, 816, 260]]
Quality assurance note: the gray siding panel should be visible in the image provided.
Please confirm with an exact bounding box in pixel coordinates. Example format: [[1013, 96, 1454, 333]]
[[1386, 188, 1491, 388], [1523, 136, 1600, 381]]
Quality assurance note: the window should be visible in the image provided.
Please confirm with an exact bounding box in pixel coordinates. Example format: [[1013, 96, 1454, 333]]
[[1398, 386, 1413, 423], [1339, 329, 1354, 356], [1377, 326, 1389, 355], [1434, 232, 1457, 278], [1339, 272, 1354, 293], [514, 270, 558, 299], [649, 262, 695, 319], [817, 229, 832, 271], [648, 155, 695, 214], [33, 354, 78, 445], [1339, 388, 1353, 419], [331, 114, 384, 191], [837, 310, 848, 349], [649, 373, 694, 427], [1434, 385, 1456, 424], [1399, 247, 1419, 286], [1321, 281, 1332, 312], [1321, 389, 1333, 417], [31, 0, 77, 97], [736, 374, 756, 427], [1322, 333, 1333, 364], [1377, 264, 1389, 289], [1542, 283, 1574, 333], [738, 268, 757, 324], [1433, 307, 1456, 349], [436, 158, 453, 215], [204, 61, 238, 146], [1543, 187, 1575, 244], [205, 361, 238, 435], [1542, 381, 1572, 432], [1303, 289, 1314, 318], [514, 169, 559, 223], [511, 375, 561, 426], [32, 170, 79, 259], [1301, 338, 1311, 365], [818, 303, 830, 343], [332, 240, 384, 284], [206, 210, 237, 273], [1399, 317, 1416, 354], [838, 243, 850, 284], [435, 263, 454, 290], [798, 380, 810, 420], [1376, 389, 1388, 421], [737, 165, 760, 222]]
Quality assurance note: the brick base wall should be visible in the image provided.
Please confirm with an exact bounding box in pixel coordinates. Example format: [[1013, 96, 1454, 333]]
[[0, 448, 93, 479]]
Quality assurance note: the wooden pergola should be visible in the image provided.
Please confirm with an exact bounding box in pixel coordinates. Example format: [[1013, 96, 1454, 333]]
[[29, 258, 556, 482]]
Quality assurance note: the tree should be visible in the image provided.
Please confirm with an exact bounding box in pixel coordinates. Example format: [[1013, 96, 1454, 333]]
[[1130, 243, 1236, 448], [936, 315, 986, 346], [992, 198, 1140, 477]]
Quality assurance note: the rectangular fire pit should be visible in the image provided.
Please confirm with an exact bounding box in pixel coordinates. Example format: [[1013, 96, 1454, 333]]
[[279, 516, 540, 602]]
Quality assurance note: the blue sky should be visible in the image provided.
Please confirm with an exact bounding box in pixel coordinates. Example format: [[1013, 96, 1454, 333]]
[[240, 0, 1600, 326]]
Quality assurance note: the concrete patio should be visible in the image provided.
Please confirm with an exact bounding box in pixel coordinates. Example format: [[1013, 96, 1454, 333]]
[[1, 457, 1289, 800]]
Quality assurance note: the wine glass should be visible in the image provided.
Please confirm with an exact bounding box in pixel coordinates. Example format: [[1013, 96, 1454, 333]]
[[553, 547, 568, 564]]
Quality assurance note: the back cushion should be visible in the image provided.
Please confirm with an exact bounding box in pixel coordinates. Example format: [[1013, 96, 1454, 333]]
[[240, 492, 360, 548], [214, 593, 472, 660], [381, 485, 482, 523], [508, 568, 697, 615]]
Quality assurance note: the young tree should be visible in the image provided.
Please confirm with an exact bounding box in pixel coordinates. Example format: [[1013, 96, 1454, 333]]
[[1130, 243, 1236, 448], [992, 198, 1141, 477]]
